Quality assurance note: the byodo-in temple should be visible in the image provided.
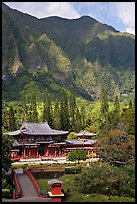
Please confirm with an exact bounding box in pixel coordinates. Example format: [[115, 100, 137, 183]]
[[5, 122, 99, 161]]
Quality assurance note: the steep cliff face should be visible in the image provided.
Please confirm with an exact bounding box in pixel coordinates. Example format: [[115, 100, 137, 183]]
[[2, 3, 135, 102]]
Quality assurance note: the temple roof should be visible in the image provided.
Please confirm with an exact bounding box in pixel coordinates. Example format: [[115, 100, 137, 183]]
[[13, 140, 20, 147], [48, 179, 64, 185], [64, 139, 98, 145], [5, 122, 69, 136], [74, 131, 97, 137]]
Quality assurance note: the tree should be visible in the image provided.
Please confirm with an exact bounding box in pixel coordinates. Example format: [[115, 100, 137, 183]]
[[9, 106, 16, 131], [100, 88, 109, 132], [60, 89, 70, 130], [99, 129, 135, 165], [2, 131, 13, 174], [67, 132, 76, 140], [67, 149, 87, 164], [112, 95, 121, 128], [75, 108, 82, 132], [74, 162, 135, 198], [20, 95, 31, 122], [52, 101, 61, 130], [30, 94, 38, 122], [2, 100, 9, 130], [81, 106, 86, 129], [43, 89, 53, 127], [121, 101, 135, 135], [69, 86, 76, 130]]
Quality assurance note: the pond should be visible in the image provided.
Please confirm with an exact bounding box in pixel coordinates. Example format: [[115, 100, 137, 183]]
[[30, 168, 65, 179]]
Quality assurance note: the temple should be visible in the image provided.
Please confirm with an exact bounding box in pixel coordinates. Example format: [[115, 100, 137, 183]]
[[5, 122, 99, 161]]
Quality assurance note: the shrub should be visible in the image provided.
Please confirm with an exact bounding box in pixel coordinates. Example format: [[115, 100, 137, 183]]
[[2, 189, 10, 198], [65, 166, 82, 174], [74, 162, 135, 198], [2, 179, 7, 189], [67, 149, 87, 164]]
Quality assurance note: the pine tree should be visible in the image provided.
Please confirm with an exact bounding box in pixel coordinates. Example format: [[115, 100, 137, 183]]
[[129, 100, 133, 109], [81, 106, 86, 129], [113, 95, 121, 128], [75, 108, 82, 132], [31, 94, 38, 122], [60, 89, 70, 130], [2, 100, 9, 130], [52, 101, 61, 130], [20, 95, 30, 122], [69, 86, 76, 130], [43, 89, 53, 127], [100, 88, 109, 132], [9, 106, 16, 131], [122, 100, 135, 134]]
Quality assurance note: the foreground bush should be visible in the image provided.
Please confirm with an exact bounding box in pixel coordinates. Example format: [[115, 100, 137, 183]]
[[74, 162, 135, 198], [64, 192, 135, 202], [2, 189, 10, 198]]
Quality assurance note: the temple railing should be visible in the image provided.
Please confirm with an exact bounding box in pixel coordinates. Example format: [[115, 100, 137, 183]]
[[11, 169, 22, 199], [23, 169, 49, 198]]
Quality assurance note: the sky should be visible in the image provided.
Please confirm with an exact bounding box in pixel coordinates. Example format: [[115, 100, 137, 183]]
[[4, 2, 135, 35]]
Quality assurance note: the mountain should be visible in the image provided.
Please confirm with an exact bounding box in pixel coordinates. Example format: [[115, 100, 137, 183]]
[[2, 3, 135, 102]]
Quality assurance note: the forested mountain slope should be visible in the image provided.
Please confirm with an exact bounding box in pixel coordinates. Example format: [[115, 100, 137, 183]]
[[2, 3, 135, 102]]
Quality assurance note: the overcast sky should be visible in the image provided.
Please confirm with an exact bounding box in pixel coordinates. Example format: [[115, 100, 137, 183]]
[[4, 2, 135, 35]]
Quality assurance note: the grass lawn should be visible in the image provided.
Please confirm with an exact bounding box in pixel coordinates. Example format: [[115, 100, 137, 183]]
[[36, 174, 135, 202]]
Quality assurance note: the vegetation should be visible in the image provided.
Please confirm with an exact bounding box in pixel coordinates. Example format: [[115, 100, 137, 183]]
[[2, 3, 135, 103], [2, 131, 14, 199], [36, 163, 135, 202], [67, 149, 87, 164], [2, 4, 135, 202]]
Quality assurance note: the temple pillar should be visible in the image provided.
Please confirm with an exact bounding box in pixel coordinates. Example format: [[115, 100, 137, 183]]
[[54, 148, 57, 157], [46, 147, 49, 156], [29, 150, 31, 157], [37, 148, 39, 157], [92, 151, 94, 158], [23, 149, 26, 157]]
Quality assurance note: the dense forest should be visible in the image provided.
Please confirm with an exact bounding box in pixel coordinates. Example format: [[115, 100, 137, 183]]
[[2, 86, 135, 200]]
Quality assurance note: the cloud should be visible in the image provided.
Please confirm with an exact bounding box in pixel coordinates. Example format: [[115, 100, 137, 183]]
[[4, 2, 80, 19], [114, 2, 135, 35]]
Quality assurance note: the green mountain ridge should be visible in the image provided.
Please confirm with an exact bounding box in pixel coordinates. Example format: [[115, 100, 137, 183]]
[[2, 3, 135, 102]]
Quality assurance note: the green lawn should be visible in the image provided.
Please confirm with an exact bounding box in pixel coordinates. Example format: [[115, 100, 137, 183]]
[[36, 174, 135, 202]]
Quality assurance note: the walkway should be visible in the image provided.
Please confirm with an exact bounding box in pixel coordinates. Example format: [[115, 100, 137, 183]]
[[2, 170, 51, 202]]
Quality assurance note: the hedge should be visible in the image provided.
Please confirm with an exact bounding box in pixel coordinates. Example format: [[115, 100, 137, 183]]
[[65, 166, 82, 174], [2, 189, 10, 198]]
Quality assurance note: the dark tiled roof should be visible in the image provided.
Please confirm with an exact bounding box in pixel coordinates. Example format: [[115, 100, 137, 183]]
[[64, 139, 98, 145], [84, 139, 98, 145], [5, 130, 22, 136], [13, 140, 20, 147], [48, 179, 64, 185], [74, 131, 97, 137], [5, 122, 69, 136], [21, 122, 69, 135], [65, 139, 83, 145]]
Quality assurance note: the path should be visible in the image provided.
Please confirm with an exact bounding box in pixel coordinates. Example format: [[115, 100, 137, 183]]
[[2, 170, 51, 202]]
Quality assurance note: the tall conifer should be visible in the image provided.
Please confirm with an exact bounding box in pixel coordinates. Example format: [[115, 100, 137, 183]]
[[43, 89, 52, 127], [9, 106, 16, 131], [52, 101, 61, 130], [100, 88, 109, 132], [31, 94, 38, 122], [69, 86, 76, 130], [60, 89, 70, 130]]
